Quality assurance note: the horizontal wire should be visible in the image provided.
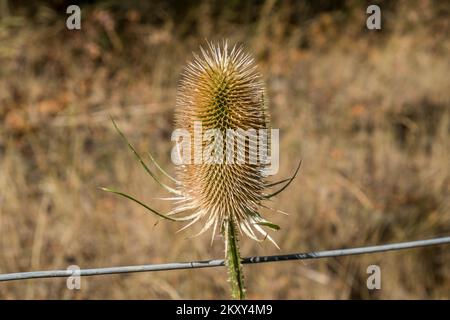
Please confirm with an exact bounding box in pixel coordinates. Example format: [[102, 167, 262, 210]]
[[1, 236, 449, 282]]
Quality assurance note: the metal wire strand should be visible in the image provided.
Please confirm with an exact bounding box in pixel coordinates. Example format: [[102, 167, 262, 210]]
[[1, 236, 449, 282]]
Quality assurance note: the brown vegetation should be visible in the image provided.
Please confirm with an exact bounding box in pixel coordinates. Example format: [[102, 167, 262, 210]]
[[0, 0, 449, 299]]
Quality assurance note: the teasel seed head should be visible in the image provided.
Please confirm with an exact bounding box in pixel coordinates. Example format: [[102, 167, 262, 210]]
[[173, 41, 279, 247]]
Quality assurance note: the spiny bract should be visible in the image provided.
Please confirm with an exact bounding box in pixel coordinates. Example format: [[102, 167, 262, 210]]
[[171, 41, 279, 247]]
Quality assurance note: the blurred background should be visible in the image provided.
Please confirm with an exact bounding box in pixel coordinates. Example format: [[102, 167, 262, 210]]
[[0, 0, 449, 299]]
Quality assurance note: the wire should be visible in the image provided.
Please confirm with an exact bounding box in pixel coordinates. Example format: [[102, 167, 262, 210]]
[[1, 236, 449, 282]]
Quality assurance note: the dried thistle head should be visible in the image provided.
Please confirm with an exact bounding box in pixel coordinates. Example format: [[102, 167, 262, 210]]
[[104, 40, 300, 299], [172, 41, 283, 246], [104, 41, 300, 248]]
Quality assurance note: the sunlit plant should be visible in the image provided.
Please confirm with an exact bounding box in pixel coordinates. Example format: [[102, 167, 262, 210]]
[[103, 41, 300, 299]]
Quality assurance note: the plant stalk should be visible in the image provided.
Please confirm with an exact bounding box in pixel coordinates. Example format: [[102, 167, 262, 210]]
[[224, 219, 246, 300]]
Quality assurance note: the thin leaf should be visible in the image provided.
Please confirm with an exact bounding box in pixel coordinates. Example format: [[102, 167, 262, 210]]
[[264, 159, 302, 199], [265, 177, 291, 188], [101, 187, 177, 221], [110, 117, 181, 195], [255, 221, 281, 231], [259, 203, 290, 215], [147, 151, 179, 183]]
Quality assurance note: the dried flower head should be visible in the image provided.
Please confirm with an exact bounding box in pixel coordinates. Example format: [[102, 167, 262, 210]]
[[171, 41, 285, 246], [104, 40, 300, 299]]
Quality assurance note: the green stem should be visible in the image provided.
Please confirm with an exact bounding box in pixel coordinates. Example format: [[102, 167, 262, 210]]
[[224, 219, 246, 300]]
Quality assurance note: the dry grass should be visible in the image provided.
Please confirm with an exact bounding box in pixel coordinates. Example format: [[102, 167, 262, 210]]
[[0, 0, 449, 299]]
